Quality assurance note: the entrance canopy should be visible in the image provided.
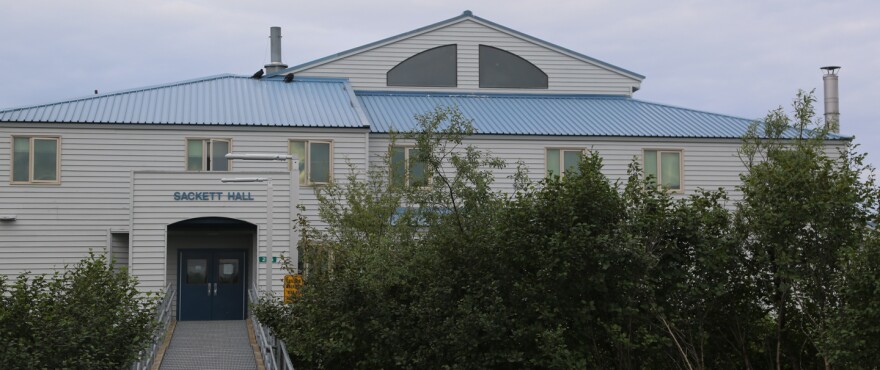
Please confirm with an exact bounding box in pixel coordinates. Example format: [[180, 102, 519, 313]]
[[169, 217, 257, 232]]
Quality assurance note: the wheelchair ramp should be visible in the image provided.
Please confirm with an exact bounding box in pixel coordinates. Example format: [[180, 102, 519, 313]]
[[159, 320, 258, 370]]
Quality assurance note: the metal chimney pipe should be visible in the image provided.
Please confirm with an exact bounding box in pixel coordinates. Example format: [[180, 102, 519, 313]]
[[264, 27, 288, 74], [821, 66, 840, 133], [269, 27, 282, 64]]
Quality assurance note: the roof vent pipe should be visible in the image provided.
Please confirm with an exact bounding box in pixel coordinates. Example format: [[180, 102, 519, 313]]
[[821, 66, 840, 133], [264, 27, 288, 74]]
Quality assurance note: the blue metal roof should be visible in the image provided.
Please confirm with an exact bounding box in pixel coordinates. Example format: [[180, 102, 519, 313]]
[[0, 74, 847, 140], [270, 11, 644, 81], [356, 91, 848, 139], [0, 74, 369, 128]]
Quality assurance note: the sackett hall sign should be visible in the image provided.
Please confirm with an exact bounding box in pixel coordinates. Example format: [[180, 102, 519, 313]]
[[173, 191, 255, 201]]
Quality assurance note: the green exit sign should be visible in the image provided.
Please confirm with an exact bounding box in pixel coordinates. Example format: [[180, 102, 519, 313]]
[[258, 256, 279, 263]]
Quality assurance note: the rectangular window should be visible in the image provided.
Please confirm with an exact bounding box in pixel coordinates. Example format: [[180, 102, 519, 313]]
[[289, 140, 333, 185], [644, 149, 682, 191], [11, 136, 60, 184], [546, 148, 583, 178], [390, 146, 430, 187], [185, 138, 230, 172]]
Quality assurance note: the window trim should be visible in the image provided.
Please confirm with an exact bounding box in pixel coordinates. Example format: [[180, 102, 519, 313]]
[[10, 135, 61, 185], [390, 145, 432, 188], [545, 147, 585, 178], [289, 139, 334, 186], [642, 148, 684, 193], [184, 137, 233, 172]]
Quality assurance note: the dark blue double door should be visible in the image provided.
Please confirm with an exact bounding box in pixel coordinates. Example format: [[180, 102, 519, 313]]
[[179, 250, 246, 320]]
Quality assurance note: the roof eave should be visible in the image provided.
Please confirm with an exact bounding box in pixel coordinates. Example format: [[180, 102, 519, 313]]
[[467, 15, 645, 81]]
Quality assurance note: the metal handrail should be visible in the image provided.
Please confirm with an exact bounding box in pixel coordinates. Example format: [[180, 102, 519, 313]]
[[249, 284, 295, 370], [131, 283, 175, 370]]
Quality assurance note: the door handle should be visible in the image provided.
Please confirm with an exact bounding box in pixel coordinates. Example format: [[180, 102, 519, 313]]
[[208, 283, 212, 296], [213, 283, 218, 296]]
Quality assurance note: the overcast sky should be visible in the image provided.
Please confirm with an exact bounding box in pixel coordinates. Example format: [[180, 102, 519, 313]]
[[1, 0, 878, 168]]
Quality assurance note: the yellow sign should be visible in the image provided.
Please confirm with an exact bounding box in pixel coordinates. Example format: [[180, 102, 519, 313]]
[[283, 274, 303, 303]]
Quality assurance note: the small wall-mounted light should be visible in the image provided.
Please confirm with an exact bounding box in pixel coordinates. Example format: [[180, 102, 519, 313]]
[[0, 215, 17, 221]]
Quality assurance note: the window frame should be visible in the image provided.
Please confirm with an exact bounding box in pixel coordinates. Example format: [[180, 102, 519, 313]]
[[184, 137, 232, 172], [289, 139, 334, 186], [545, 147, 585, 178], [10, 135, 61, 185], [390, 145, 432, 188], [642, 148, 684, 193]]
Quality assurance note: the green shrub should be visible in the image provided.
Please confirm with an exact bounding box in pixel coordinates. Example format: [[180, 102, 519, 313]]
[[255, 100, 880, 369], [0, 253, 159, 369]]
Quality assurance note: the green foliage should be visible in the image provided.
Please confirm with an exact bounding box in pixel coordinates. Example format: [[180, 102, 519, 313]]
[[825, 236, 880, 368], [736, 90, 880, 368], [0, 253, 159, 369], [254, 98, 880, 369]]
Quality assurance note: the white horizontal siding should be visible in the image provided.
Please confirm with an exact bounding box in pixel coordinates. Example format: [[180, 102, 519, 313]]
[[369, 134, 767, 205], [0, 121, 848, 288], [296, 19, 640, 95], [0, 124, 367, 283], [130, 171, 295, 294]]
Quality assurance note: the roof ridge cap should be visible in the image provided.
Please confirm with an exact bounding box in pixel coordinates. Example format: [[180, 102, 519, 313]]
[[0, 73, 240, 113]]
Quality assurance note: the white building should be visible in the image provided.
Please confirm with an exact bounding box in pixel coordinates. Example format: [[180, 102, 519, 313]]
[[0, 11, 847, 320]]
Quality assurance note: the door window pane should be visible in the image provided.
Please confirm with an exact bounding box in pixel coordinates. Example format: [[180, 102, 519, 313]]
[[186, 259, 208, 284], [13, 137, 30, 182], [310, 142, 331, 183], [186, 140, 203, 171], [546, 149, 560, 177], [661, 152, 681, 190], [33, 139, 58, 181], [289, 141, 307, 184], [211, 140, 229, 171], [218, 259, 240, 284]]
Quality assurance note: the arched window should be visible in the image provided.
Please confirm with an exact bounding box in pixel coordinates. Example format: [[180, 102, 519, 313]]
[[479, 45, 548, 89], [387, 44, 457, 87]]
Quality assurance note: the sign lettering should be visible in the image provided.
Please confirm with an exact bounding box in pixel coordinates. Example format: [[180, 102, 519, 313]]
[[284, 274, 304, 303], [173, 191, 255, 201]]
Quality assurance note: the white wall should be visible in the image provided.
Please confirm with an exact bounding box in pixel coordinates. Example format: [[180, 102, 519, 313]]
[[0, 124, 368, 283], [296, 19, 640, 95], [371, 134, 755, 205], [0, 121, 850, 288], [130, 171, 295, 293]]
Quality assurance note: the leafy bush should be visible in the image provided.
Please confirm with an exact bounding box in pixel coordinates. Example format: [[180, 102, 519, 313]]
[[255, 98, 880, 369], [0, 253, 159, 369], [737, 91, 880, 368]]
